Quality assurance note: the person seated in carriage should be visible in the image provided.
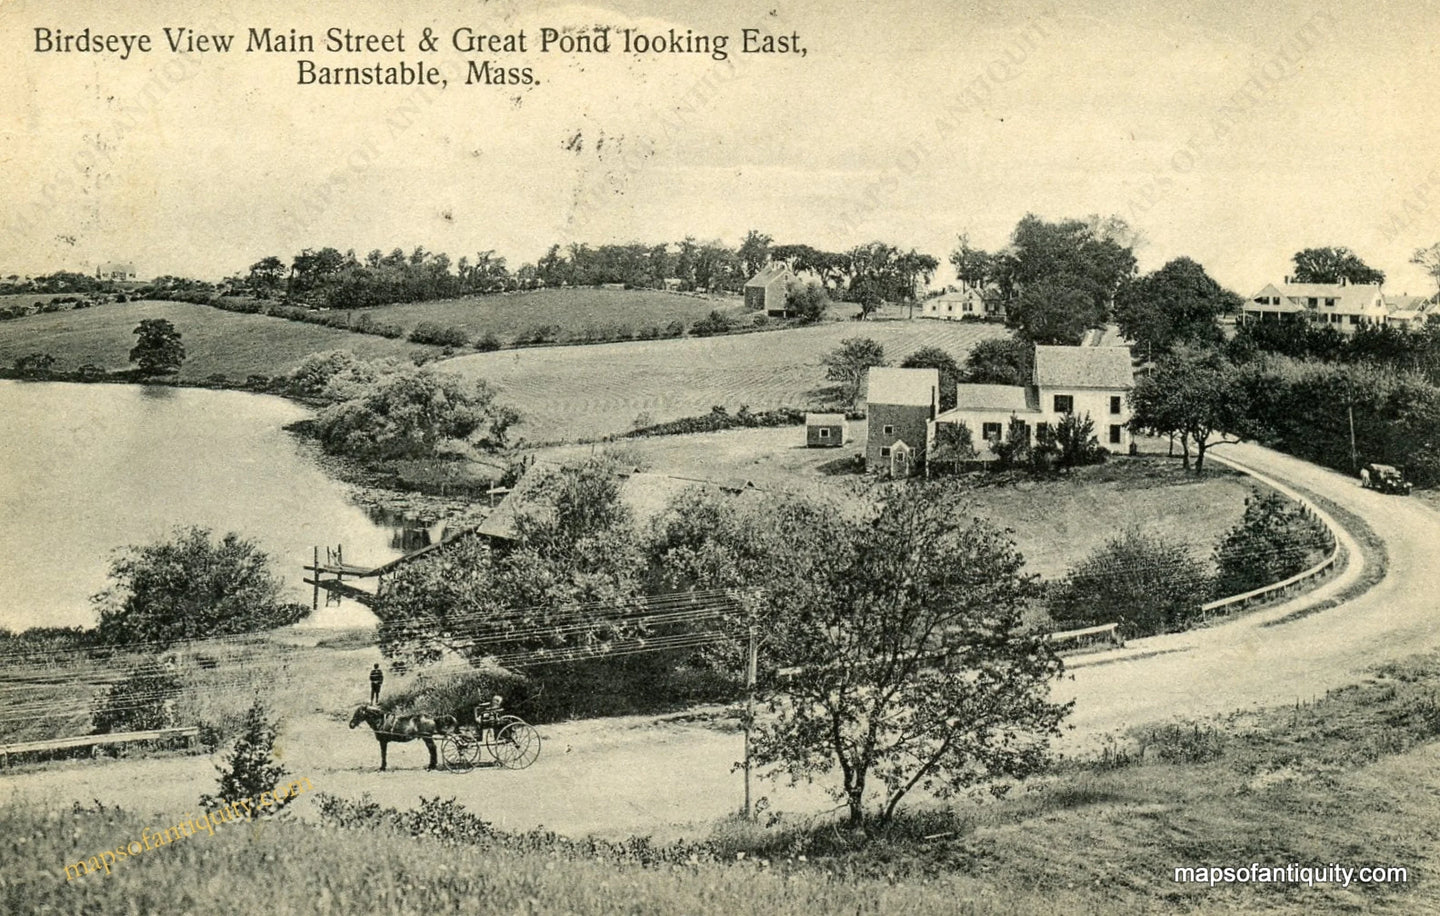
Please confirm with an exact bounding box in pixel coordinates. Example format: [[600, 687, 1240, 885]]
[[474, 695, 505, 734]]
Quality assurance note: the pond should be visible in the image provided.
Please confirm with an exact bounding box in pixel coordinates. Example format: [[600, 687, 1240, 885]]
[[0, 380, 419, 631]]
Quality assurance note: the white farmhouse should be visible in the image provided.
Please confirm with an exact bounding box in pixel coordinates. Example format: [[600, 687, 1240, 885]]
[[931, 344, 1135, 460]]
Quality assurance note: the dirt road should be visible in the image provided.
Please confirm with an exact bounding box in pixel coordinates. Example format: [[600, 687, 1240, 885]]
[[4, 443, 1436, 838]]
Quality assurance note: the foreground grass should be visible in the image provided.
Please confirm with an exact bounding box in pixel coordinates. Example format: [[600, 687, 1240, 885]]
[[13, 653, 1440, 914], [0, 300, 436, 381]]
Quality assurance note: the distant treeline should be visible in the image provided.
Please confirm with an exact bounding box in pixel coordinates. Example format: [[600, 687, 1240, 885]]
[[224, 232, 937, 314]]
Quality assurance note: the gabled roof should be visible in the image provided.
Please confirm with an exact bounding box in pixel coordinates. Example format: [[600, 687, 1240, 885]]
[[1079, 324, 1133, 348], [1034, 345, 1134, 390], [944, 384, 1039, 414], [745, 264, 793, 288], [866, 367, 939, 407]]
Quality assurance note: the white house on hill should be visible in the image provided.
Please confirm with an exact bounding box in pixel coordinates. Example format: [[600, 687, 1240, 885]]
[[1240, 280, 1387, 333], [932, 344, 1135, 459]]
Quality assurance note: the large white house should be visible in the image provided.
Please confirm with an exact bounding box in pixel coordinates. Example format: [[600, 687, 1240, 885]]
[[1240, 280, 1388, 333], [918, 283, 1005, 322], [931, 345, 1135, 460]]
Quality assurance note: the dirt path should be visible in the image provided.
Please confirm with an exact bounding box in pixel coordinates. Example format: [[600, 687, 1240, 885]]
[[4, 444, 1434, 838]]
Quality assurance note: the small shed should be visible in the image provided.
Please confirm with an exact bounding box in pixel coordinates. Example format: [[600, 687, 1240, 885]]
[[744, 264, 796, 316], [805, 413, 847, 447]]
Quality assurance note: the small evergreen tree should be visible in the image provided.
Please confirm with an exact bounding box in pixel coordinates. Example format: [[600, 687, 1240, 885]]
[[201, 698, 291, 814], [1212, 492, 1332, 597], [1054, 411, 1105, 468]]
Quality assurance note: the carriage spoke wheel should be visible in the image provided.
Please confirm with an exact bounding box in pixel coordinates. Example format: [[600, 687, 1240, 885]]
[[441, 735, 479, 773], [491, 722, 541, 770]]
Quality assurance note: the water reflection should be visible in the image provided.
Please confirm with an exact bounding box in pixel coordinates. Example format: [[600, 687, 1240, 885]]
[[363, 505, 451, 552]]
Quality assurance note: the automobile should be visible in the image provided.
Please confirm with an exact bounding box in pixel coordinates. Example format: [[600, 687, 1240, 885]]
[[1361, 463, 1412, 495]]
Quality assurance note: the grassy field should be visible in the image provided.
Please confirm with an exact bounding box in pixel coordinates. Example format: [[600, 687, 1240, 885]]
[[9, 652, 1440, 914], [445, 319, 1010, 443], [0, 300, 436, 381], [538, 434, 1253, 580], [354, 287, 750, 343]]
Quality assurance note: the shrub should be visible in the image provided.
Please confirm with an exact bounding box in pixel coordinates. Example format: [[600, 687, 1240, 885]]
[[93, 526, 304, 648], [474, 332, 502, 351], [690, 310, 733, 337], [1048, 527, 1212, 637], [662, 319, 686, 338], [200, 698, 293, 814], [92, 661, 181, 734], [409, 321, 472, 347], [1212, 491, 1332, 598]]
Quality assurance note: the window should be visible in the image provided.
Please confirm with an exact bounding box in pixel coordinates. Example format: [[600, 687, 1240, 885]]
[[880, 447, 891, 458], [818, 428, 830, 439], [1308, 297, 1318, 307], [1110, 395, 1122, 414], [1325, 298, 1337, 307], [1053, 394, 1073, 414], [1349, 315, 1360, 325], [882, 424, 894, 435], [1109, 424, 1122, 444], [982, 422, 1003, 442]]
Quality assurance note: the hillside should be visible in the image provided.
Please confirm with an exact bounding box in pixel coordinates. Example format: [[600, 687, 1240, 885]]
[[353, 287, 749, 344], [0, 300, 437, 381], [444, 319, 1009, 442]]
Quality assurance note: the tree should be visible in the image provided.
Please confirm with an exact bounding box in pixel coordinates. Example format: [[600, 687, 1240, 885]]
[[1007, 276, 1104, 344], [1054, 411, 1105, 468], [94, 527, 302, 647], [751, 484, 1069, 827], [1048, 528, 1211, 637], [1001, 213, 1138, 313], [784, 279, 828, 324], [823, 337, 886, 407], [900, 346, 962, 411], [246, 256, 286, 298], [930, 420, 978, 474], [949, 233, 994, 289], [1291, 247, 1386, 285], [738, 230, 773, 279], [315, 365, 519, 460], [201, 698, 294, 815], [374, 456, 646, 668], [964, 337, 1033, 386], [1128, 346, 1249, 473], [1412, 243, 1440, 300], [129, 319, 185, 375], [1113, 257, 1236, 357], [992, 414, 1033, 469], [1212, 492, 1332, 598]]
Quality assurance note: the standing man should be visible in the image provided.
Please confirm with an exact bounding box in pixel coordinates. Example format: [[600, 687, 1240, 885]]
[[369, 663, 384, 704]]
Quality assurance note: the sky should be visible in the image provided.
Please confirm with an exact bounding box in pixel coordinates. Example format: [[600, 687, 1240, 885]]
[[3, 0, 1439, 296]]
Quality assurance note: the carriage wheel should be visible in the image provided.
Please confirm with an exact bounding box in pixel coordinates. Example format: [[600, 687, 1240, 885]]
[[483, 716, 525, 757], [492, 722, 541, 770], [441, 735, 479, 773]]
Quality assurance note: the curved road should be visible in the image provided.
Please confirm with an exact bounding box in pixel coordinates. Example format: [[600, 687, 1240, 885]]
[[4, 444, 1437, 837], [1057, 442, 1440, 746]]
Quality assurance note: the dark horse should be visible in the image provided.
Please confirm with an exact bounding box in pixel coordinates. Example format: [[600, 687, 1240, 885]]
[[348, 705, 452, 771]]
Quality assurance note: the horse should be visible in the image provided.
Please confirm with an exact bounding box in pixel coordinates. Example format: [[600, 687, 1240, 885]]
[[348, 705, 447, 771]]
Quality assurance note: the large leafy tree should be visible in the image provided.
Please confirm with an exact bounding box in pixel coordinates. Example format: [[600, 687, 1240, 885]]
[[1003, 213, 1137, 311], [750, 484, 1069, 827], [129, 319, 185, 376], [1412, 243, 1440, 300], [1049, 528, 1212, 637], [738, 230, 773, 279], [900, 346, 963, 411], [1113, 257, 1237, 357], [1007, 277, 1104, 345], [1291, 247, 1386, 285], [315, 365, 519, 460], [823, 337, 886, 407], [1129, 346, 1249, 473], [374, 456, 646, 668], [964, 337, 1033, 386], [94, 527, 302, 647]]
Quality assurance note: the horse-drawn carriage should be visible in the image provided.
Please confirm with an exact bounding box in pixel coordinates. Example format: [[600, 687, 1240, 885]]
[[349, 698, 541, 772], [438, 703, 542, 772]]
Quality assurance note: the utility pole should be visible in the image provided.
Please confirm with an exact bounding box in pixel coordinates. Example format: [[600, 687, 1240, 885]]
[[743, 604, 758, 820]]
